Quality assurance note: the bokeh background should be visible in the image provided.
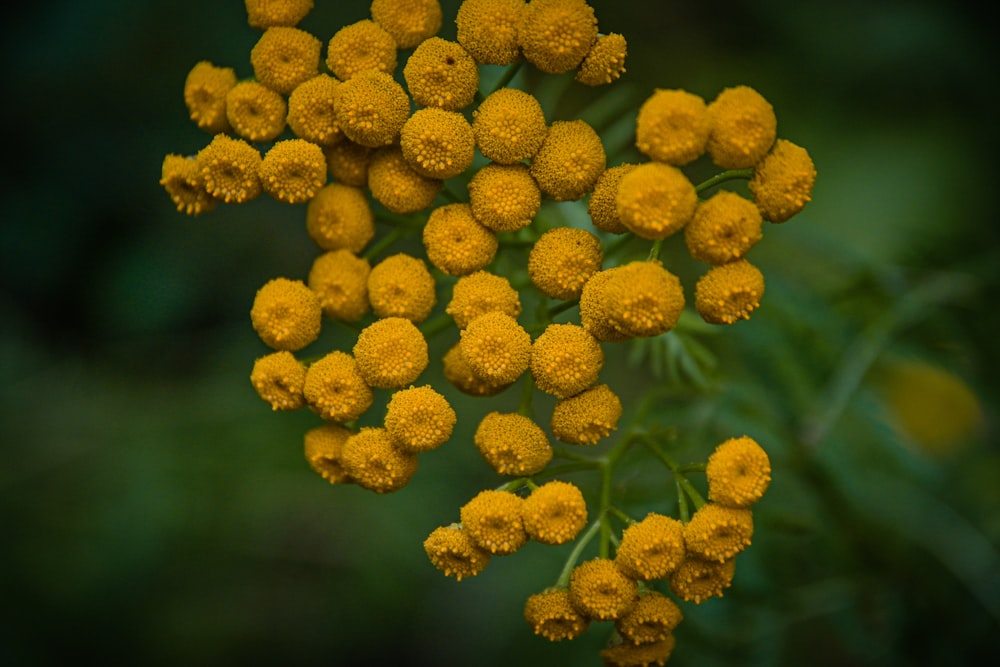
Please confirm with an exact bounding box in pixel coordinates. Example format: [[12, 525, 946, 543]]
[[3, 1, 998, 665]]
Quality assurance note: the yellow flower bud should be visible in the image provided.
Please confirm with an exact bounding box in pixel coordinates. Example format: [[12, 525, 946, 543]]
[[400, 108, 476, 179], [403, 37, 479, 110], [250, 26, 321, 95], [244, 0, 314, 29], [550, 383, 622, 445], [352, 316, 429, 390], [260, 139, 327, 204], [472, 88, 548, 164], [196, 134, 262, 204], [748, 138, 817, 223], [694, 259, 765, 325], [474, 412, 553, 476], [250, 350, 308, 411], [287, 74, 343, 146], [456, 0, 524, 65], [568, 558, 637, 621], [635, 88, 711, 165], [422, 203, 498, 276], [305, 183, 375, 254], [424, 524, 492, 581], [575, 32, 627, 86], [518, 0, 597, 74], [684, 190, 763, 265], [615, 161, 697, 240], [340, 427, 418, 494], [368, 253, 437, 322], [183, 61, 236, 133], [325, 19, 397, 81], [160, 154, 217, 216], [527, 227, 603, 300], [371, 0, 442, 49], [303, 351, 374, 422], [303, 422, 352, 485], [249, 277, 322, 351], [530, 119, 606, 201], [524, 588, 590, 641], [225, 81, 287, 142], [707, 85, 777, 169], [460, 489, 528, 555]]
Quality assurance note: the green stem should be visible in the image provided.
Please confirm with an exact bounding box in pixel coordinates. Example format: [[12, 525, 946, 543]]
[[489, 61, 524, 96], [517, 373, 535, 419], [556, 517, 603, 587], [607, 505, 635, 526], [675, 477, 690, 522], [647, 239, 663, 262], [639, 435, 707, 512], [695, 168, 754, 195], [419, 313, 453, 339], [364, 225, 409, 262]]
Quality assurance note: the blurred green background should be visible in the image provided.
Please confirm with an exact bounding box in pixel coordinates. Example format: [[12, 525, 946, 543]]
[[2, 1, 998, 665]]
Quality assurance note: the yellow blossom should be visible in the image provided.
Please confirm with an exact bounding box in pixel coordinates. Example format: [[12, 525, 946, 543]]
[[527, 226, 603, 300], [400, 108, 476, 179], [614, 512, 686, 580], [518, 0, 598, 74], [183, 61, 236, 133], [707, 85, 777, 169], [459, 311, 532, 385], [325, 19, 398, 81], [422, 203, 498, 276], [615, 162, 697, 240], [367, 253, 437, 322], [668, 557, 736, 604], [550, 383, 622, 445], [303, 422, 353, 485], [333, 71, 411, 148], [684, 190, 763, 265], [683, 503, 754, 563], [587, 164, 636, 235], [352, 316, 429, 390], [614, 591, 683, 646], [575, 32, 627, 86], [530, 119, 606, 201], [706, 435, 772, 508], [384, 384, 457, 453], [160, 154, 217, 216], [474, 412, 553, 476], [460, 489, 528, 555], [250, 350, 308, 411], [196, 134, 263, 204], [530, 323, 603, 398], [340, 427, 419, 494], [446, 270, 522, 329], [259, 138, 328, 204], [424, 524, 492, 580], [367, 145, 444, 214], [455, 0, 525, 65], [472, 88, 548, 164], [287, 74, 343, 146], [578, 268, 629, 343], [403, 37, 480, 111], [442, 342, 512, 397], [635, 88, 711, 165], [600, 636, 677, 667], [225, 80, 287, 142], [324, 140, 373, 188], [694, 258, 765, 325], [521, 480, 588, 545], [523, 588, 590, 641], [467, 163, 541, 232], [748, 138, 817, 223], [303, 351, 374, 422], [305, 183, 375, 253], [371, 0, 442, 49], [307, 249, 371, 322], [600, 260, 685, 338], [568, 558, 637, 621], [250, 26, 322, 95], [250, 277, 322, 351], [245, 0, 314, 29]]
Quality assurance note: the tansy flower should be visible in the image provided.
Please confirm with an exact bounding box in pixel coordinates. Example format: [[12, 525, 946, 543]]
[[460, 311, 532, 385], [422, 203, 498, 276], [530, 119, 606, 201], [287, 74, 343, 146], [446, 270, 522, 329], [305, 183, 375, 253], [518, 0, 598, 74], [250, 26, 322, 95], [578, 268, 629, 343], [521, 480, 588, 545], [614, 512, 686, 581], [399, 108, 476, 179], [371, 0, 442, 49], [600, 260, 685, 339], [568, 558, 637, 621], [635, 88, 711, 166], [367, 145, 443, 214], [748, 138, 817, 223], [455, 0, 525, 66], [196, 134, 263, 204], [303, 422, 353, 485], [459, 489, 528, 555], [259, 138, 327, 204], [424, 524, 492, 581], [367, 253, 437, 322], [575, 32, 627, 87], [669, 557, 736, 604], [587, 164, 636, 235], [614, 591, 683, 646], [527, 226, 603, 300], [706, 435, 772, 508], [340, 427, 419, 494], [523, 589, 590, 641], [250, 350, 308, 411], [615, 162, 697, 240], [684, 190, 763, 265], [325, 19, 398, 81], [403, 37, 479, 111], [225, 80, 287, 142], [474, 412, 553, 476], [384, 384, 456, 453], [442, 342, 512, 396], [333, 71, 411, 148], [352, 316, 429, 390], [683, 503, 754, 563], [245, 0, 314, 29], [303, 351, 374, 422], [550, 383, 621, 445], [250, 277, 322, 351], [707, 85, 777, 170], [472, 88, 548, 164], [530, 323, 603, 399], [694, 258, 765, 325], [600, 636, 677, 667], [160, 154, 217, 216], [307, 249, 371, 322], [183, 61, 236, 133], [467, 163, 541, 232], [325, 140, 373, 187]]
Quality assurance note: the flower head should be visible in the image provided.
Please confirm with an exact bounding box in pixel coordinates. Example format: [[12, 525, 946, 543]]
[[287, 74, 343, 146], [614, 512, 686, 581], [684, 190, 763, 265], [400, 108, 476, 179], [160, 154, 217, 216], [403, 37, 479, 110], [460, 489, 528, 555], [600, 636, 676, 667], [524, 589, 590, 642], [474, 412, 553, 475], [683, 503, 754, 563], [250, 277, 322, 351], [530, 119, 606, 201], [367, 253, 437, 322], [424, 524, 492, 580], [748, 138, 817, 223], [528, 226, 603, 300], [308, 249, 371, 322], [521, 480, 588, 545], [694, 259, 765, 325], [334, 71, 411, 148], [442, 342, 512, 396], [472, 88, 548, 164], [367, 145, 444, 214], [446, 270, 522, 329], [568, 558, 638, 621], [530, 323, 603, 398], [325, 19, 398, 81], [600, 260, 685, 338], [518, 0, 598, 74], [196, 134, 263, 204], [635, 88, 711, 165], [707, 85, 777, 169], [422, 202, 498, 276], [455, 0, 525, 65], [575, 32, 627, 87], [250, 350, 307, 411], [260, 138, 328, 204], [352, 316, 429, 389], [303, 423, 352, 485], [184, 61, 236, 133], [225, 81, 287, 142], [706, 435, 772, 508], [305, 183, 375, 253], [459, 311, 532, 386], [668, 557, 736, 604], [384, 384, 457, 453], [615, 162, 697, 240], [578, 268, 629, 343], [587, 164, 636, 235], [250, 26, 322, 95], [467, 163, 541, 232], [303, 351, 374, 422], [371, 0, 443, 49], [340, 427, 419, 493], [324, 140, 373, 187], [614, 591, 683, 646], [551, 383, 622, 445], [245, 0, 314, 29]]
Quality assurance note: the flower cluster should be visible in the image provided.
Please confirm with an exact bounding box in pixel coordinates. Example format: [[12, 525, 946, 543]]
[[162, 1, 814, 664]]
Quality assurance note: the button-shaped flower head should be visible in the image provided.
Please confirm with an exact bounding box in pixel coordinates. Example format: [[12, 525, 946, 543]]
[[523, 588, 590, 641], [600, 636, 677, 667], [587, 164, 636, 235], [422, 203, 498, 276], [459, 489, 528, 555], [707, 85, 777, 170], [706, 435, 771, 508], [579, 268, 629, 343], [160, 154, 217, 216], [635, 88, 711, 166], [250, 277, 322, 351], [682, 503, 754, 563], [550, 383, 622, 445], [442, 342, 512, 397], [530, 119, 606, 201], [424, 524, 492, 581], [615, 162, 697, 240], [287, 74, 343, 146], [521, 480, 588, 545], [403, 37, 480, 110], [455, 0, 525, 66], [668, 557, 736, 604], [196, 134, 263, 204], [748, 138, 817, 223], [459, 311, 532, 386], [568, 558, 638, 621], [602, 260, 686, 339], [684, 190, 763, 265], [530, 323, 603, 399], [306, 183, 376, 254], [250, 350, 308, 411], [325, 19, 397, 81], [340, 426, 419, 494], [400, 108, 476, 179], [303, 422, 352, 485], [467, 163, 541, 233], [694, 258, 765, 325], [613, 591, 683, 646], [518, 0, 598, 74], [614, 512, 686, 581], [528, 227, 603, 300], [303, 351, 374, 422], [575, 32, 627, 86], [250, 26, 322, 95], [474, 412, 553, 476], [472, 88, 548, 164], [184, 61, 236, 133], [384, 384, 457, 454], [371, 0, 442, 49], [367, 145, 443, 214], [225, 81, 287, 142], [324, 140, 373, 188], [334, 71, 411, 148], [260, 139, 328, 204], [245, 0, 314, 29], [446, 270, 522, 329], [367, 253, 437, 322], [353, 316, 429, 390]]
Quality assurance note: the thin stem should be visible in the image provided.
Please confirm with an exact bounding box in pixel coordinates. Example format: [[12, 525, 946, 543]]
[[489, 61, 524, 96], [598, 459, 613, 558], [547, 299, 578, 319], [364, 225, 408, 262], [648, 239, 664, 262], [695, 168, 754, 195], [419, 313, 454, 339], [556, 517, 603, 588], [675, 477, 690, 522], [607, 505, 635, 526], [517, 373, 535, 419]]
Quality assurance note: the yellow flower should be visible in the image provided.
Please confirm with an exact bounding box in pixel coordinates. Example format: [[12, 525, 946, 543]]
[[325, 19, 397, 81], [455, 0, 525, 65], [601, 260, 686, 339], [614, 512, 686, 581], [706, 435, 772, 508], [550, 383, 622, 445], [530, 119, 606, 201], [244, 0, 314, 29], [523, 588, 590, 641], [371, 0, 442, 49], [568, 558, 637, 621], [333, 71, 411, 148], [748, 138, 817, 223], [474, 412, 553, 476], [460, 311, 532, 385], [305, 183, 375, 254], [160, 154, 217, 216], [446, 270, 522, 329], [442, 342, 512, 397], [352, 316, 429, 390], [579, 268, 629, 343], [384, 384, 457, 453], [472, 88, 548, 164], [340, 427, 419, 494], [183, 61, 236, 133], [303, 422, 352, 485], [422, 203, 498, 276], [367, 252, 437, 322], [324, 140, 373, 188], [196, 134, 263, 204], [683, 503, 754, 563], [367, 145, 444, 214], [467, 163, 541, 232], [225, 81, 287, 142], [250, 277, 322, 351], [615, 162, 697, 240], [587, 164, 636, 235], [423, 524, 492, 581], [575, 32, 627, 87], [259, 138, 327, 204], [518, 0, 598, 74], [250, 26, 322, 95], [287, 74, 343, 146], [668, 557, 735, 604], [399, 108, 476, 179], [684, 190, 763, 265], [613, 591, 683, 646], [460, 489, 528, 555], [250, 350, 308, 411], [528, 226, 603, 300], [530, 323, 603, 399], [600, 636, 676, 667], [694, 258, 765, 325], [308, 249, 371, 322], [303, 351, 375, 422], [635, 88, 711, 166], [403, 37, 480, 111], [521, 480, 588, 545], [707, 85, 777, 170]]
